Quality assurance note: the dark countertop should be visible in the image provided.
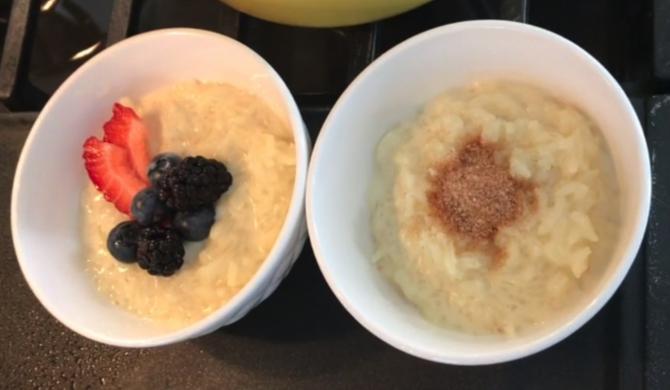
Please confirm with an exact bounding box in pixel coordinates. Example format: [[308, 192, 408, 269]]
[[2, 0, 669, 388], [0, 111, 650, 389]]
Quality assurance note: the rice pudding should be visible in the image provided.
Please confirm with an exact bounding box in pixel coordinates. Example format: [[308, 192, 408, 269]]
[[370, 81, 619, 335], [81, 81, 296, 327]]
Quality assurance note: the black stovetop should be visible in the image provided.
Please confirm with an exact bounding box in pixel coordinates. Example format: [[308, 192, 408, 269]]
[[0, 0, 668, 389]]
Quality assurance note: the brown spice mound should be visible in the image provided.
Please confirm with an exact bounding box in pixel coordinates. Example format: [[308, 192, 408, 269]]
[[427, 138, 535, 241]]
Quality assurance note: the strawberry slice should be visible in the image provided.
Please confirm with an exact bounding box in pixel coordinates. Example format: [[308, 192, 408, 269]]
[[83, 137, 147, 214], [102, 103, 151, 180]]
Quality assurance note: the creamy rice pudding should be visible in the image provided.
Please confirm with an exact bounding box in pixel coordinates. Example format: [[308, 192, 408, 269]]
[[370, 81, 619, 335], [82, 81, 295, 327]]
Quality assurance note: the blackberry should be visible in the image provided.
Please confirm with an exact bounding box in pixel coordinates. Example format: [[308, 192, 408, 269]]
[[157, 156, 232, 211], [136, 226, 185, 276], [147, 153, 181, 186]]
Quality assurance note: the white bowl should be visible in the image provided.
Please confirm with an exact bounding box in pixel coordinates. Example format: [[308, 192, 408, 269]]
[[11, 28, 309, 347], [306, 20, 651, 365]]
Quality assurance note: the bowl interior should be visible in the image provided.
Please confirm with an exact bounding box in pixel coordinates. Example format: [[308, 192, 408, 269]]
[[11, 29, 306, 346], [307, 21, 650, 364]]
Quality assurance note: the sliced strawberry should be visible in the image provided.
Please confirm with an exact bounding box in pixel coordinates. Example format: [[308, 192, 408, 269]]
[[102, 103, 151, 180], [83, 137, 147, 214]]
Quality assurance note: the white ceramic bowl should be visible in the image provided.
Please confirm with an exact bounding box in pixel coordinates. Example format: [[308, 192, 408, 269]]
[[306, 20, 651, 365], [11, 28, 309, 347]]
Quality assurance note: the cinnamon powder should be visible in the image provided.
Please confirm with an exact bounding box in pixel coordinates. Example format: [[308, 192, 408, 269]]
[[427, 138, 535, 247]]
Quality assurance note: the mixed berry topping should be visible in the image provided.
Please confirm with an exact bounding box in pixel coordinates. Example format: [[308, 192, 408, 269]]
[[83, 103, 233, 276]]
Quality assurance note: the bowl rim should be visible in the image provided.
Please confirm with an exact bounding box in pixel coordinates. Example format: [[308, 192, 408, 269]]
[[10, 28, 309, 347], [306, 19, 651, 365]]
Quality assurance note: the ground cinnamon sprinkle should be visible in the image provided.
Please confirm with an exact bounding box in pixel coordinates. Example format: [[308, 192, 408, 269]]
[[427, 138, 536, 246]]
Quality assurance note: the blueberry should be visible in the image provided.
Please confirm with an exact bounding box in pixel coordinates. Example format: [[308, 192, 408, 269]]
[[147, 153, 181, 186], [107, 221, 140, 263], [173, 205, 216, 241], [131, 188, 170, 226]]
